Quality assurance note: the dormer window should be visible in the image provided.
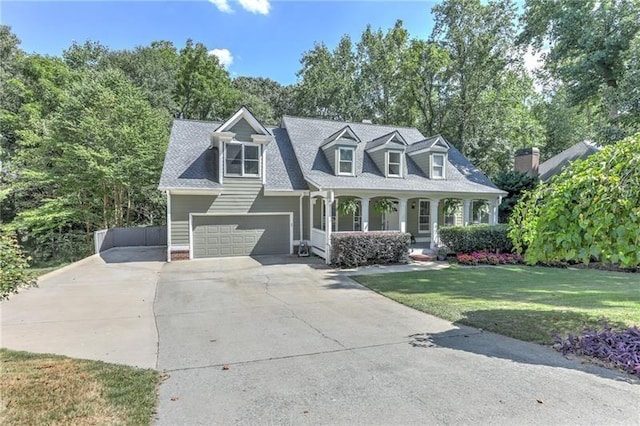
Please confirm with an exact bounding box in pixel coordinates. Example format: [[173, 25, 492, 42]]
[[225, 142, 260, 177], [338, 147, 355, 175], [432, 153, 445, 179], [387, 151, 403, 177]]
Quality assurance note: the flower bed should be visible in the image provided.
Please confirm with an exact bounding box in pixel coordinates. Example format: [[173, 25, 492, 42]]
[[554, 326, 640, 378], [456, 252, 524, 265]]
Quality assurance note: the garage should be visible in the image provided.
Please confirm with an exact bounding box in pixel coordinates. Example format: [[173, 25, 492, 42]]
[[191, 214, 291, 258]]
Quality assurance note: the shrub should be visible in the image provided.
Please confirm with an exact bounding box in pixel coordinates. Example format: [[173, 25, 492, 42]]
[[554, 326, 640, 378], [510, 133, 640, 268], [0, 233, 37, 300], [493, 170, 539, 223], [439, 224, 512, 254], [456, 252, 524, 266], [331, 231, 410, 268]]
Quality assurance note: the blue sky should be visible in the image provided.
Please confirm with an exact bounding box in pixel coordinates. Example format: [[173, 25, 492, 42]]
[[2, 0, 438, 85]]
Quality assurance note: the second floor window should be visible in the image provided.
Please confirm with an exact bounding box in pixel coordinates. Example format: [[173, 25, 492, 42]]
[[387, 151, 402, 177], [225, 143, 260, 177], [338, 147, 355, 175], [432, 154, 445, 179]]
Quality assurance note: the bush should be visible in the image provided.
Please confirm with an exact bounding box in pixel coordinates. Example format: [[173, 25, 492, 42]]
[[510, 133, 640, 268], [554, 326, 640, 378], [0, 233, 37, 300], [331, 231, 410, 268], [439, 224, 512, 254], [493, 170, 538, 223], [456, 252, 524, 265]]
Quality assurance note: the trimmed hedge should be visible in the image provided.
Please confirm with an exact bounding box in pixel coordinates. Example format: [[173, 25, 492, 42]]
[[330, 231, 410, 268], [439, 224, 512, 254]]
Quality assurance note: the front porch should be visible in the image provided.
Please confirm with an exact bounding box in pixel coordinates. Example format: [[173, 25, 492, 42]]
[[309, 191, 500, 262]]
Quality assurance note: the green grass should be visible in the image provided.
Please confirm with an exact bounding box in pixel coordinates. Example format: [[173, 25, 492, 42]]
[[28, 260, 70, 278], [0, 349, 159, 425], [353, 266, 640, 344]]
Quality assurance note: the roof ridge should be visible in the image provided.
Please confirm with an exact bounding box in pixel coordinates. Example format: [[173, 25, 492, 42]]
[[174, 118, 223, 124], [281, 114, 423, 132]]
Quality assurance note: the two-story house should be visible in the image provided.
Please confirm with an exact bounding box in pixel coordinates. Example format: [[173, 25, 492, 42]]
[[159, 107, 506, 262]]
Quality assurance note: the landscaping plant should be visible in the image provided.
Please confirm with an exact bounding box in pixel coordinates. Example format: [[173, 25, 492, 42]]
[[331, 231, 410, 268], [456, 252, 523, 265], [510, 132, 640, 268], [439, 224, 512, 254], [0, 232, 36, 300], [555, 326, 640, 378]]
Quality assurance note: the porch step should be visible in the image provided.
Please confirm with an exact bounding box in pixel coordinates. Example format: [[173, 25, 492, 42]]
[[409, 253, 437, 262]]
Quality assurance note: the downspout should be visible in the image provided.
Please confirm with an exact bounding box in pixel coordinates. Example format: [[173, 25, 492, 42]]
[[166, 190, 172, 262], [299, 193, 304, 245]]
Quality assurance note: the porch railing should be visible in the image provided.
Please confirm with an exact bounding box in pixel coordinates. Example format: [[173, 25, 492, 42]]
[[310, 228, 326, 256]]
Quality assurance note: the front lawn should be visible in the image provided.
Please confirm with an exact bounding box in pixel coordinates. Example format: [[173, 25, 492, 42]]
[[353, 266, 640, 344], [0, 349, 159, 425]]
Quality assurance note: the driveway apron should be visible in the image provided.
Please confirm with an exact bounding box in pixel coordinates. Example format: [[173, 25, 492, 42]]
[[1, 247, 163, 368], [154, 256, 639, 425]]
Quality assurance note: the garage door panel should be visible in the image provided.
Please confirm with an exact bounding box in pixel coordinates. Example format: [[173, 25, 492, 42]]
[[192, 215, 290, 258]]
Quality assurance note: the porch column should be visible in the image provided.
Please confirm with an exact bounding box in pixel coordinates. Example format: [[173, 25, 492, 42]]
[[360, 197, 370, 232], [489, 198, 499, 225], [398, 198, 408, 233], [430, 198, 441, 249], [463, 199, 472, 226], [324, 191, 334, 264], [309, 196, 314, 241]]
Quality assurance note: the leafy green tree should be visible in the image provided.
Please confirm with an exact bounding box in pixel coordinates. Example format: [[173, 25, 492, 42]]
[[232, 76, 294, 124], [520, 0, 640, 142], [509, 132, 640, 267], [173, 39, 235, 120]]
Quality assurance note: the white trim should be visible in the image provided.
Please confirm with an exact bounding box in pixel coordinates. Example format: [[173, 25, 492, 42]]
[[299, 194, 304, 242], [166, 191, 172, 262], [165, 189, 222, 195], [417, 199, 431, 234], [224, 141, 261, 178], [386, 150, 403, 178], [263, 190, 307, 196], [214, 106, 272, 137], [169, 245, 190, 251], [188, 212, 294, 259], [431, 153, 446, 179], [337, 146, 355, 176], [407, 145, 448, 156]]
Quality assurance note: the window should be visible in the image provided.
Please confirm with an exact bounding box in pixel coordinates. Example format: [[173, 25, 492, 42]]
[[225, 143, 260, 177], [353, 201, 362, 231], [321, 202, 337, 231], [418, 200, 430, 233], [387, 151, 402, 177], [338, 147, 355, 175], [432, 154, 445, 179]]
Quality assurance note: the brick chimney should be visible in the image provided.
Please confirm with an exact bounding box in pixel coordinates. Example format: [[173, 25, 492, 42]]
[[514, 147, 540, 177]]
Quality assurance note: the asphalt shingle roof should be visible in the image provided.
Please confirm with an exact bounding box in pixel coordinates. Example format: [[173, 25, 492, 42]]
[[160, 115, 504, 196], [282, 116, 503, 195], [538, 141, 599, 182]]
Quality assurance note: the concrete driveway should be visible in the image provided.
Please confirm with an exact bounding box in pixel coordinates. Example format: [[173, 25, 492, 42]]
[[0, 247, 164, 368], [155, 256, 639, 425]]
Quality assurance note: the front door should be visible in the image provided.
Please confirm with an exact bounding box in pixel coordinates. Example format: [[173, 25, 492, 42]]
[[383, 201, 400, 231]]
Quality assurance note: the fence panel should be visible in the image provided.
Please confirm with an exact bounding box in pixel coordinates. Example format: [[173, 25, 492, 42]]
[[94, 226, 167, 253]]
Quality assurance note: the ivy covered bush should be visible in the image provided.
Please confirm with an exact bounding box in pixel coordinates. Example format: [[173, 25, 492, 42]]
[[331, 231, 410, 268], [0, 233, 37, 300], [510, 133, 640, 268], [438, 224, 512, 254]]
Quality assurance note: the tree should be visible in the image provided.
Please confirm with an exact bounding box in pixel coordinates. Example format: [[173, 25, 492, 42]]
[[509, 132, 640, 267], [431, 0, 519, 154], [493, 170, 538, 223], [0, 232, 36, 300], [173, 39, 235, 120], [232, 76, 294, 124], [520, 0, 640, 142]]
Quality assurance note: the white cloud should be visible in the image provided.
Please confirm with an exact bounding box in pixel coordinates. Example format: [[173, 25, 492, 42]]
[[208, 48, 234, 68], [208, 0, 233, 13], [523, 48, 543, 74], [238, 0, 270, 15]]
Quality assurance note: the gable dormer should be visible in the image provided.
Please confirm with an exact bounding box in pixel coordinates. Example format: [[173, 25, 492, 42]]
[[210, 107, 273, 184], [365, 131, 408, 178], [320, 126, 360, 176], [406, 135, 450, 179]]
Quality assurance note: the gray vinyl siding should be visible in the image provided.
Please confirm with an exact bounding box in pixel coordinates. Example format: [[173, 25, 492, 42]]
[[228, 118, 255, 142], [322, 146, 337, 174], [409, 152, 430, 177], [170, 178, 302, 246], [368, 150, 386, 176]]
